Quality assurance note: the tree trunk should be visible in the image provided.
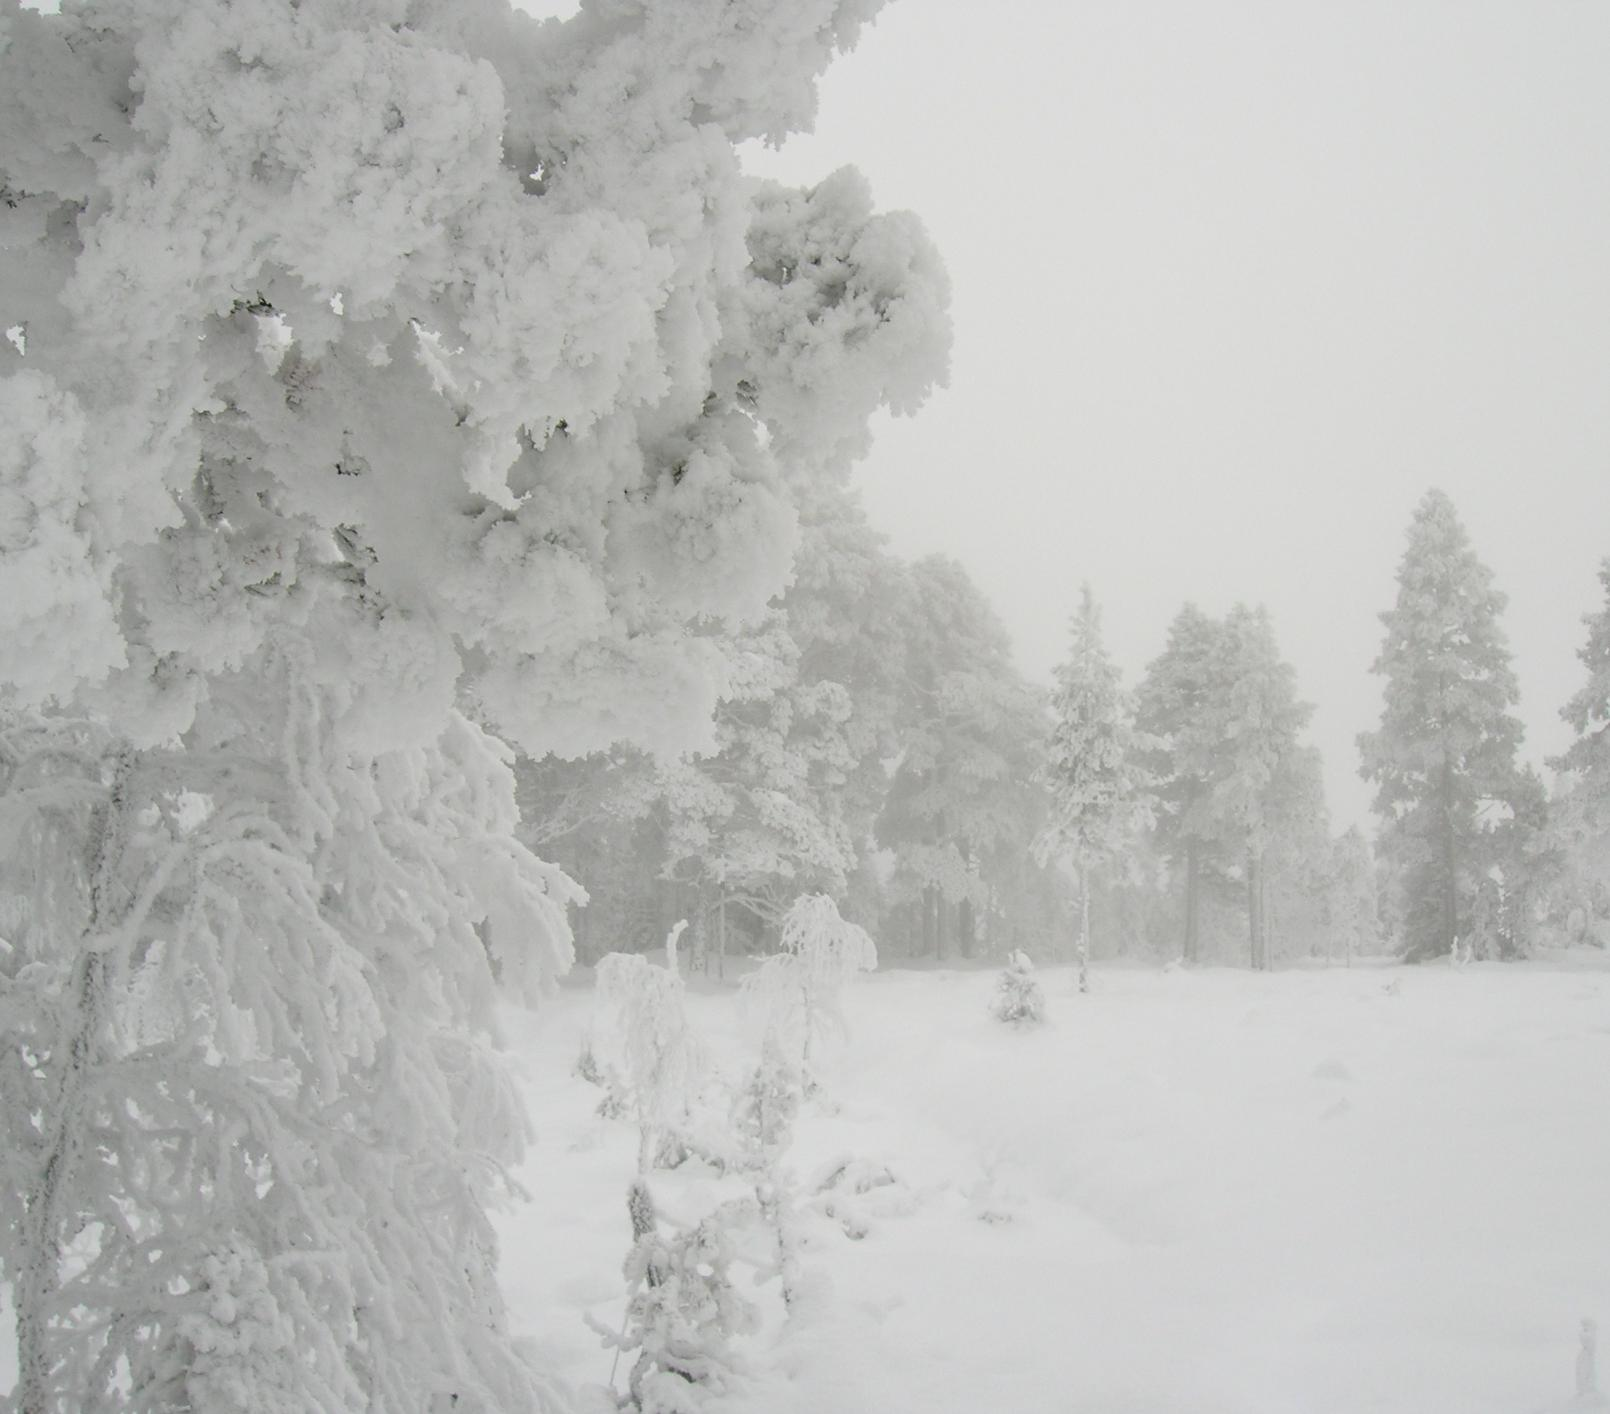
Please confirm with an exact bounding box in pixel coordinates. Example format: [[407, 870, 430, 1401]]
[[959, 896, 975, 959], [1077, 865, 1090, 994], [922, 885, 937, 958], [1442, 762, 1459, 957], [1247, 849, 1265, 970], [1183, 839, 1201, 964], [17, 754, 131, 1414], [716, 895, 727, 981], [936, 891, 949, 961], [18, 954, 105, 1414]]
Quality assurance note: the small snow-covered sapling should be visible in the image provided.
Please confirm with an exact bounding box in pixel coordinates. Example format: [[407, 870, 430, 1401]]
[[990, 949, 1046, 1026]]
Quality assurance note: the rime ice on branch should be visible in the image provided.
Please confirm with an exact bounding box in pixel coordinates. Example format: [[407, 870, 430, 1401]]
[[0, 0, 949, 1406]]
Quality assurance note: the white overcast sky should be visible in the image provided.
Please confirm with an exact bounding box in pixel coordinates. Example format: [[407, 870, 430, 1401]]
[[735, 0, 1610, 831]]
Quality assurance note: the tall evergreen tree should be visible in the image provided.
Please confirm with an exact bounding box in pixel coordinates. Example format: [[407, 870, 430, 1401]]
[[1327, 826, 1381, 965], [1035, 584, 1153, 991], [1260, 742, 1334, 964], [1552, 557, 1610, 846], [1204, 605, 1313, 969], [1136, 604, 1228, 962], [1542, 558, 1610, 941], [878, 557, 1045, 961], [1358, 489, 1525, 961]]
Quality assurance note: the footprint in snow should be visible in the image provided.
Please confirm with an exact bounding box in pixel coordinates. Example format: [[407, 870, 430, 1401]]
[[1311, 1057, 1353, 1082]]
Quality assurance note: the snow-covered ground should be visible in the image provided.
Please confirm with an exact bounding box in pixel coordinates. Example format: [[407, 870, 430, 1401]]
[[499, 956, 1610, 1414]]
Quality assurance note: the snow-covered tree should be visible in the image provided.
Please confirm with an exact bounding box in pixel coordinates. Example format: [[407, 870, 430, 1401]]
[[0, 682, 574, 1413], [740, 893, 876, 1088], [594, 943, 707, 1174], [879, 556, 1046, 959], [1035, 584, 1154, 991], [1, 0, 949, 1403], [600, 1179, 759, 1414], [516, 487, 910, 969], [1542, 559, 1610, 944], [990, 950, 1046, 1026], [1359, 490, 1525, 961], [651, 493, 903, 956], [1326, 826, 1381, 965], [1136, 604, 1229, 963], [1259, 743, 1335, 964], [1205, 605, 1313, 969]]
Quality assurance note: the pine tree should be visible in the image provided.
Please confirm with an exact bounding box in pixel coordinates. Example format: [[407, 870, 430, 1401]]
[[1538, 561, 1610, 944], [1359, 489, 1526, 961], [1204, 605, 1313, 969], [878, 557, 1046, 960], [1327, 826, 1381, 965], [1136, 605, 1229, 962], [1557, 559, 1610, 781], [1035, 585, 1153, 991]]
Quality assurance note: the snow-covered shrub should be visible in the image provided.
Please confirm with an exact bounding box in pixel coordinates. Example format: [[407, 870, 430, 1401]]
[[575, 1035, 630, 1120], [729, 1032, 806, 1309], [595, 945, 706, 1173], [600, 1180, 760, 1414], [731, 1032, 804, 1170], [808, 1156, 915, 1242], [991, 949, 1047, 1026], [740, 893, 876, 1086]]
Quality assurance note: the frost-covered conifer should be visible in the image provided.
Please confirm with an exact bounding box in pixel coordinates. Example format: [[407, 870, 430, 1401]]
[[1359, 491, 1525, 960], [1035, 584, 1153, 991], [606, 1182, 759, 1414], [1543, 560, 1610, 942], [1, 0, 947, 1403], [880, 557, 1045, 959], [730, 1033, 805, 1310], [1327, 826, 1380, 965], [1205, 605, 1312, 970], [990, 950, 1046, 1026], [1135, 604, 1228, 963], [0, 676, 575, 1413]]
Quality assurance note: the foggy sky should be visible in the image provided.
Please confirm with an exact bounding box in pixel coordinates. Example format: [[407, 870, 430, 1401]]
[[744, 0, 1610, 831]]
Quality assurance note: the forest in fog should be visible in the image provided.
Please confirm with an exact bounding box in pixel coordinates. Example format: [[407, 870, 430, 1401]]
[[3, 0, 1608, 1410], [520, 481, 1610, 976]]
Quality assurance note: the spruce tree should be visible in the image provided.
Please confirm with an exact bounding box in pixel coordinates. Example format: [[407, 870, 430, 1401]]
[[1035, 584, 1153, 991], [1135, 604, 1227, 962], [1204, 605, 1313, 969], [1358, 489, 1525, 961], [1553, 558, 1610, 820], [1543, 558, 1610, 938]]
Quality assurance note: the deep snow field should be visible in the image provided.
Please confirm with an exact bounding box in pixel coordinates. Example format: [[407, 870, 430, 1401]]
[[498, 955, 1610, 1414]]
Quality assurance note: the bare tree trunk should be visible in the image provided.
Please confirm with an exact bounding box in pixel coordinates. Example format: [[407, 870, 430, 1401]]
[[17, 754, 131, 1414], [716, 896, 727, 981], [1183, 839, 1201, 964], [18, 954, 104, 1414], [1247, 849, 1265, 970], [922, 885, 937, 957], [1077, 864, 1090, 994], [1442, 763, 1459, 957], [959, 895, 975, 959]]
